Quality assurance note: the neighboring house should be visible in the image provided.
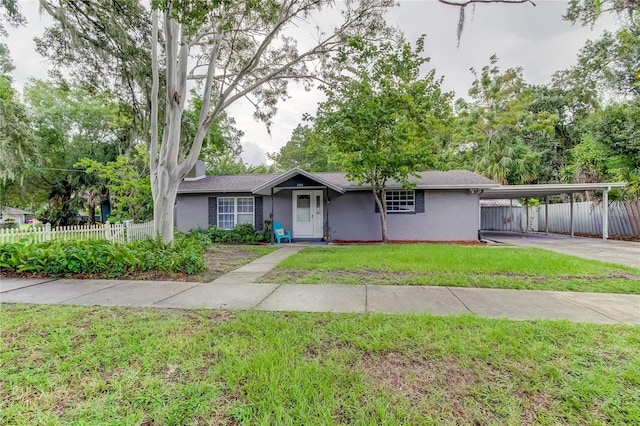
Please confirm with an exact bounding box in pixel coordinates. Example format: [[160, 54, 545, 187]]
[[176, 162, 500, 242], [1, 207, 34, 224]]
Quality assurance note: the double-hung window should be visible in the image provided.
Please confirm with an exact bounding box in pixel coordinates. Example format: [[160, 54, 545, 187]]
[[217, 197, 254, 229], [385, 190, 415, 213]]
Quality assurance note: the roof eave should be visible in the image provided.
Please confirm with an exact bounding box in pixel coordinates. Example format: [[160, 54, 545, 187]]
[[341, 184, 501, 191], [177, 188, 254, 194]]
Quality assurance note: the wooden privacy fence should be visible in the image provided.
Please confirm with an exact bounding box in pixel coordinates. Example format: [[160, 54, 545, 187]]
[[0, 221, 156, 244], [537, 201, 640, 237]]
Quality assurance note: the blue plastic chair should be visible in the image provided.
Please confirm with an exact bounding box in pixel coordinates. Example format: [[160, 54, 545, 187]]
[[273, 221, 292, 244]]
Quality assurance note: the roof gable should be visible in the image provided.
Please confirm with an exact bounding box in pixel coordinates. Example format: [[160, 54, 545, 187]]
[[252, 168, 345, 195]]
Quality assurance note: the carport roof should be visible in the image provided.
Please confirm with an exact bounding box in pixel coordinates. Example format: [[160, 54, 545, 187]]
[[481, 182, 626, 199]]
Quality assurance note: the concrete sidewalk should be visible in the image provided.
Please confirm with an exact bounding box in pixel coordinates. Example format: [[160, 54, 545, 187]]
[[2, 278, 638, 325], [2, 244, 639, 325]]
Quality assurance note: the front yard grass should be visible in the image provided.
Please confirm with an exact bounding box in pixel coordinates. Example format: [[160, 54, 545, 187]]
[[2, 305, 639, 425], [260, 245, 640, 294]]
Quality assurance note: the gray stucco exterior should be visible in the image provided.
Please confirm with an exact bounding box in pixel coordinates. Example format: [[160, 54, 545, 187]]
[[176, 166, 498, 241], [177, 189, 481, 241], [176, 194, 209, 232], [327, 190, 479, 241]]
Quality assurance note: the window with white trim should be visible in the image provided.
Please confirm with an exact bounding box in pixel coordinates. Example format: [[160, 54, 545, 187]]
[[217, 197, 254, 229], [385, 190, 415, 213]]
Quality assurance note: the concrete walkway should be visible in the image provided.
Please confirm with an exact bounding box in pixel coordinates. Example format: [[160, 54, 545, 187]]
[[2, 244, 638, 325]]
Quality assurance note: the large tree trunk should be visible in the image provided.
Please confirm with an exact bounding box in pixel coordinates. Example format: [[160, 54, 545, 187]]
[[88, 204, 96, 225], [150, 11, 200, 245], [153, 166, 180, 244]]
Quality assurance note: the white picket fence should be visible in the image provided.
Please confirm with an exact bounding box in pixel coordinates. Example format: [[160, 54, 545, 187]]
[[0, 221, 156, 244]]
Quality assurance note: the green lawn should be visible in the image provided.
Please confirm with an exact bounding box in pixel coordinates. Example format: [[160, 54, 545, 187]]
[[260, 245, 640, 294], [1, 305, 639, 425]]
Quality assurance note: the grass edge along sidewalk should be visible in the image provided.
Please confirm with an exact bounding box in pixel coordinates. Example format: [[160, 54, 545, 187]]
[[260, 244, 640, 294], [2, 305, 639, 425]]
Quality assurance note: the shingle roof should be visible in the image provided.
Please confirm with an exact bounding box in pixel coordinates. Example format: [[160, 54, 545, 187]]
[[178, 169, 499, 194], [179, 173, 281, 193], [315, 170, 499, 189]]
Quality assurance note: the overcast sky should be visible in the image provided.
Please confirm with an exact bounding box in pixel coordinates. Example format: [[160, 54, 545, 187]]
[[4, 1, 615, 166]]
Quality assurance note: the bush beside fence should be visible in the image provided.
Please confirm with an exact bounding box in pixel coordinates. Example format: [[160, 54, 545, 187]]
[[0, 221, 155, 245]]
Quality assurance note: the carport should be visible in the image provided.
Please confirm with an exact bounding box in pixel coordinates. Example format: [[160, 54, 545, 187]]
[[480, 182, 626, 240]]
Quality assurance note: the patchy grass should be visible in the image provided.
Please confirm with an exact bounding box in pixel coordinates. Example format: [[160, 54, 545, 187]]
[[260, 245, 640, 294], [2, 305, 639, 425], [169, 244, 276, 283]]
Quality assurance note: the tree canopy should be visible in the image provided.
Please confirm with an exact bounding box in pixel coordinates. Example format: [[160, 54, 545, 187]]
[[312, 36, 452, 241]]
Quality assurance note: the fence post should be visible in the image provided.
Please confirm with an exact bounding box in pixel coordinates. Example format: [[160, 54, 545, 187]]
[[105, 222, 111, 241], [45, 223, 51, 241], [126, 221, 131, 242]]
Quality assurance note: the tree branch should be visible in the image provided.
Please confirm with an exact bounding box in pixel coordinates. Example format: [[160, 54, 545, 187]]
[[150, 10, 159, 177]]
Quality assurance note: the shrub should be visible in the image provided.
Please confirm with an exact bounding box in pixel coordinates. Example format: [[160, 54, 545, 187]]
[[207, 224, 266, 244], [0, 233, 210, 278]]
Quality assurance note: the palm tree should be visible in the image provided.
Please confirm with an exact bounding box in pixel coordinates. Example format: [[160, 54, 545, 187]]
[[474, 132, 539, 185]]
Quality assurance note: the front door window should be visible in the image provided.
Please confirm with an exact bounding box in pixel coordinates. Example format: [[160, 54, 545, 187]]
[[296, 194, 311, 222]]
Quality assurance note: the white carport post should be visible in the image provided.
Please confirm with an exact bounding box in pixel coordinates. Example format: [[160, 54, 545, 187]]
[[602, 187, 609, 240], [570, 193, 574, 238], [509, 199, 513, 232], [544, 196, 549, 235], [524, 198, 529, 233]]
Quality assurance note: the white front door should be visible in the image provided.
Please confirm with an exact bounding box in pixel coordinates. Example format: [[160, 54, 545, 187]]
[[293, 190, 323, 238]]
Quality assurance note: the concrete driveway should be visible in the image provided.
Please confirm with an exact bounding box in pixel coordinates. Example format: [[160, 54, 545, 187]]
[[481, 231, 640, 269]]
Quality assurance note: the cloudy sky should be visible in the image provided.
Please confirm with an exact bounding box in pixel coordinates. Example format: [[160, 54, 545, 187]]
[[5, 1, 615, 165]]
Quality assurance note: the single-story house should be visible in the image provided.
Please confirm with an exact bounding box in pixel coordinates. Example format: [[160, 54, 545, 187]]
[[1, 207, 34, 224], [176, 162, 500, 242]]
